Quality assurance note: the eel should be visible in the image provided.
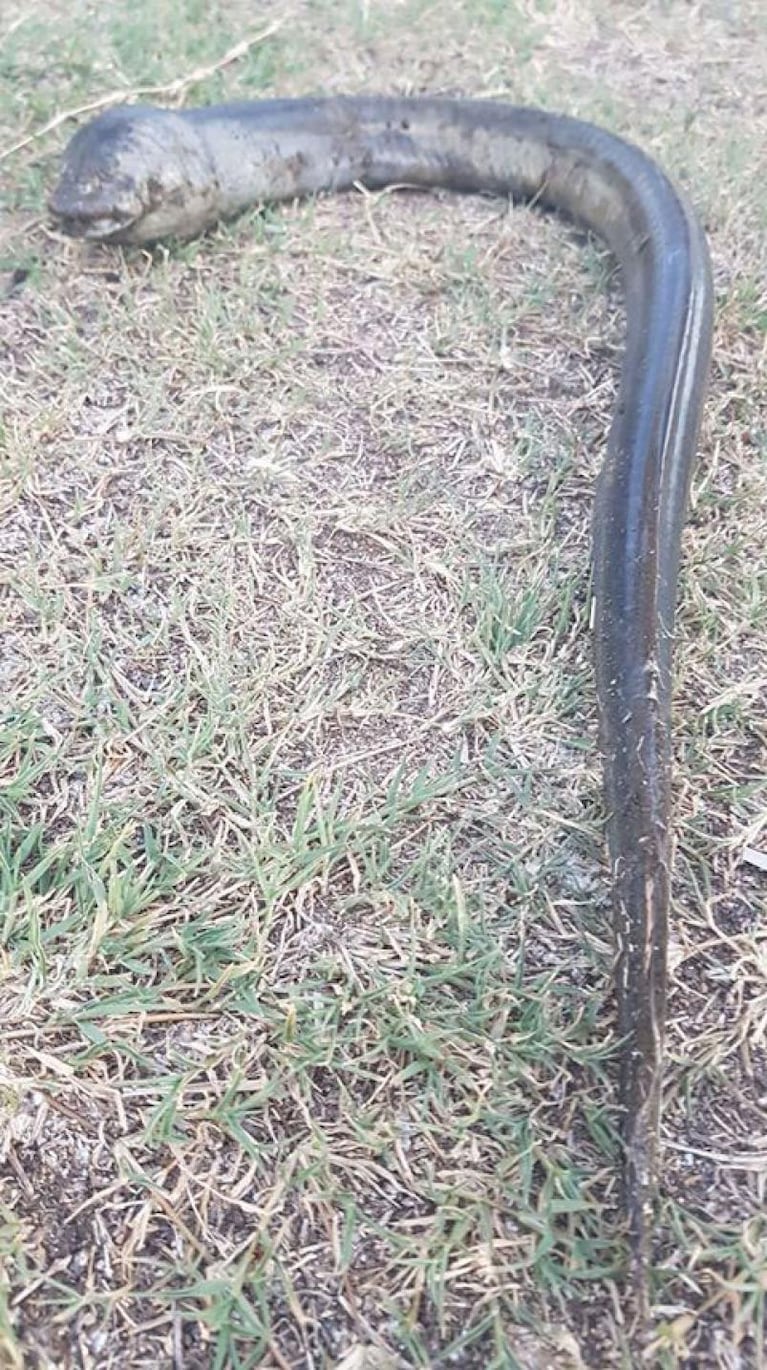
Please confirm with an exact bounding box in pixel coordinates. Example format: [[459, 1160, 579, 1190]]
[[49, 96, 714, 1316]]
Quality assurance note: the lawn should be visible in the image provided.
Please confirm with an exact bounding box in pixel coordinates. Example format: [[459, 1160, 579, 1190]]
[[1, 1, 765, 1366]]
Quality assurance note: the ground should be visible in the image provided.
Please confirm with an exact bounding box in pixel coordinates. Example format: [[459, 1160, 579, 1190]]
[[0, 1, 765, 1367]]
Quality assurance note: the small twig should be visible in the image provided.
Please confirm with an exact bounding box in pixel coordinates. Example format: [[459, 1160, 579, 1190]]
[[742, 845, 767, 872], [2, 17, 27, 41], [664, 1139, 767, 1169], [0, 20, 284, 164]]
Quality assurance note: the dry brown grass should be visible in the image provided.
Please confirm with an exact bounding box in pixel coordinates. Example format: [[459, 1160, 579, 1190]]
[[1, 1, 766, 1367]]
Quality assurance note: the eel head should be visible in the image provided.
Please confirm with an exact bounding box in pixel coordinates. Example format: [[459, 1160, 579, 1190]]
[[49, 105, 219, 244]]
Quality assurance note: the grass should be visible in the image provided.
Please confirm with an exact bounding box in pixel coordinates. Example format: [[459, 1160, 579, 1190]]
[[1, 0, 766, 1366]]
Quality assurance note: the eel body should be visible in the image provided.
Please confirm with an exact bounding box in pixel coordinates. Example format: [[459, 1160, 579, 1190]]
[[49, 96, 714, 1309]]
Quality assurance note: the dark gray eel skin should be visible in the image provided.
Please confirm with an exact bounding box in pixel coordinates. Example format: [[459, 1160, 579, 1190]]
[[50, 95, 714, 1318]]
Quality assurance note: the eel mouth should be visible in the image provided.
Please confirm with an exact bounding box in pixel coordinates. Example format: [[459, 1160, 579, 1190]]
[[51, 209, 140, 240], [48, 174, 146, 242], [48, 195, 143, 241]]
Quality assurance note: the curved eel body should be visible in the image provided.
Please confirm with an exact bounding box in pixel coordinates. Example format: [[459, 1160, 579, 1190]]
[[50, 96, 714, 1311]]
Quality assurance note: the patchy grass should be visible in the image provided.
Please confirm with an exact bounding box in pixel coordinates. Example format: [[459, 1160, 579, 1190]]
[[1, 1, 766, 1367]]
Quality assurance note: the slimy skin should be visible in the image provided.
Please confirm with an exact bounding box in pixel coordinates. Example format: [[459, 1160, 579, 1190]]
[[50, 95, 714, 1320]]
